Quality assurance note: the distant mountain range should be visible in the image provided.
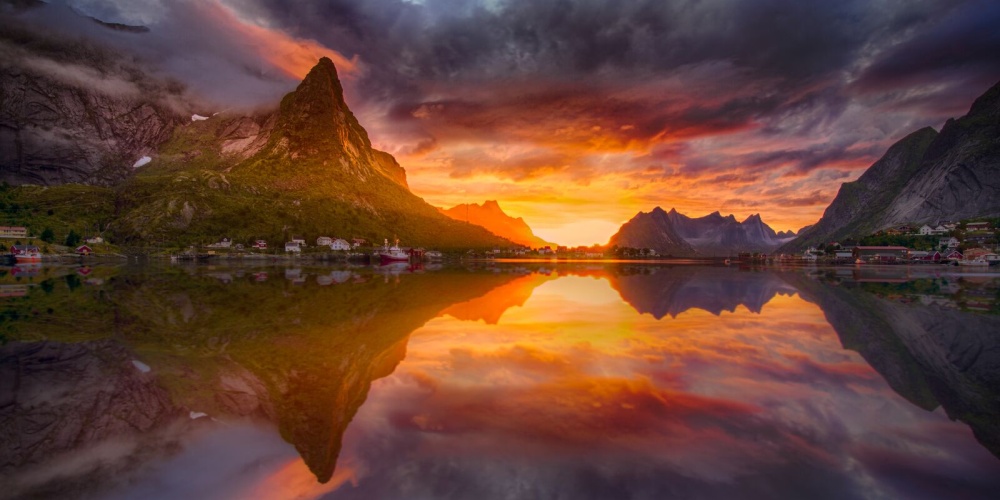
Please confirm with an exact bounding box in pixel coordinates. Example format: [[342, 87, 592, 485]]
[[780, 79, 1000, 252], [439, 201, 555, 248], [608, 207, 795, 257]]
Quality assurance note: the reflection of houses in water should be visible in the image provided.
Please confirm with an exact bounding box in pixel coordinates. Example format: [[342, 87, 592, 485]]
[[206, 272, 234, 284], [10, 264, 42, 278], [316, 270, 354, 286], [916, 295, 957, 308], [284, 268, 307, 285]]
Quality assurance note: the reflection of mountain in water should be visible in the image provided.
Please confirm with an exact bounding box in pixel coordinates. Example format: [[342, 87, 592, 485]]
[[0, 265, 525, 486], [606, 266, 798, 319], [787, 273, 1000, 459], [0, 340, 184, 498]]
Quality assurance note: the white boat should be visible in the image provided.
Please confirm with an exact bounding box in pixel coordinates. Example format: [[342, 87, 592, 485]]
[[378, 238, 409, 264], [425, 250, 443, 261], [957, 258, 989, 267]]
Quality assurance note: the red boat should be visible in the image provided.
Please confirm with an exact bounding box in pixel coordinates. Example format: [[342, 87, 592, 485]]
[[11, 244, 42, 263], [378, 238, 409, 264]]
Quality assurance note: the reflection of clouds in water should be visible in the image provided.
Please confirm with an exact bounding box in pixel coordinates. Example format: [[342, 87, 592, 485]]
[[324, 273, 1000, 499], [105, 424, 344, 500]]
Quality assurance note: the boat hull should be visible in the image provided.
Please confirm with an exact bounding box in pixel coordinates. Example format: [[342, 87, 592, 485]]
[[14, 255, 41, 263], [379, 253, 409, 265]]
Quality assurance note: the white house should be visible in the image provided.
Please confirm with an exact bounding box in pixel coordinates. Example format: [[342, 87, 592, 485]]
[[85, 235, 104, 244], [316, 236, 333, 246], [291, 236, 306, 246], [919, 225, 934, 236], [939, 237, 959, 249], [207, 237, 232, 249], [330, 238, 351, 251], [284, 242, 301, 253]]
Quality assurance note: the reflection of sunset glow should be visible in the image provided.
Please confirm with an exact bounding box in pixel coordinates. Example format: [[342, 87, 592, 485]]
[[240, 457, 361, 499], [442, 273, 558, 324], [329, 270, 999, 497]]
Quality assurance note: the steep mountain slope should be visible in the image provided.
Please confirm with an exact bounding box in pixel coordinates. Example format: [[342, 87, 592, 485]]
[[781, 79, 1000, 251], [608, 207, 792, 256], [439, 200, 554, 248], [109, 58, 511, 248], [3, 55, 511, 249], [0, 22, 189, 185], [608, 207, 697, 256]]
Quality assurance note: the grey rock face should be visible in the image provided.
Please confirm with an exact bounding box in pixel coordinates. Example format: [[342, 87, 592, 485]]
[[781, 79, 1000, 252], [0, 29, 188, 186]]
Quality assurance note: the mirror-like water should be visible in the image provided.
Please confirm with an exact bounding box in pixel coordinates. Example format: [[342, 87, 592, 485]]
[[2, 263, 999, 499]]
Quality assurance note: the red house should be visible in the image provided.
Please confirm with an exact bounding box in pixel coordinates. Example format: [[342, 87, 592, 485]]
[[943, 249, 963, 260], [76, 245, 92, 255]]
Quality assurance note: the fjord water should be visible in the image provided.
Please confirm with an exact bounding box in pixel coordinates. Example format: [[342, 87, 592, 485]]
[[2, 263, 999, 499]]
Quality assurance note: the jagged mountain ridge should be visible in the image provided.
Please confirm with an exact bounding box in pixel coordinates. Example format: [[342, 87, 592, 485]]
[[780, 79, 1000, 252], [608, 207, 794, 256], [439, 200, 555, 248]]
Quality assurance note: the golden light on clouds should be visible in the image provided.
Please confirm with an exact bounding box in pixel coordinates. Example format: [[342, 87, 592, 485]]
[[205, 0, 360, 80]]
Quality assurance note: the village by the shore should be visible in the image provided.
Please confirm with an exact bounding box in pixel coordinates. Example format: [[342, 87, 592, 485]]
[[1, 218, 998, 267]]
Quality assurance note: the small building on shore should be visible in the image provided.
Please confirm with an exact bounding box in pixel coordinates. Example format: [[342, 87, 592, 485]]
[[330, 238, 350, 251], [853, 246, 908, 263], [0, 226, 27, 239]]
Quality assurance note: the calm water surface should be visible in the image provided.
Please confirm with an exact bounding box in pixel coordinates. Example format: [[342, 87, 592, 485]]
[[1, 262, 999, 499]]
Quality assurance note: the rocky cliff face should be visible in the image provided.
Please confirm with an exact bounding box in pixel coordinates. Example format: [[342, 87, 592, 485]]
[[254, 57, 408, 189], [439, 200, 554, 248], [781, 79, 1000, 251], [609, 207, 792, 256], [0, 23, 189, 186], [882, 81, 1000, 223]]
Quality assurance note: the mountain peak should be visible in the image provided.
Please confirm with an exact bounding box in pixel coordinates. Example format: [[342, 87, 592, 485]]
[[440, 201, 555, 248], [275, 57, 372, 160]]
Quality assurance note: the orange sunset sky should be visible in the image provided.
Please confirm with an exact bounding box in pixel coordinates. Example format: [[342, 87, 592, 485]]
[[32, 0, 1000, 246]]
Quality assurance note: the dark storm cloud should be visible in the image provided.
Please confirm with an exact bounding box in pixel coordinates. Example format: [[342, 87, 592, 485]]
[[15, 1, 304, 109], [853, 0, 1000, 93], [219, 0, 1000, 178]]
